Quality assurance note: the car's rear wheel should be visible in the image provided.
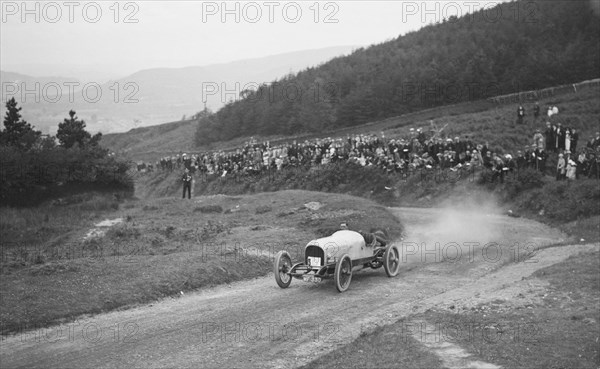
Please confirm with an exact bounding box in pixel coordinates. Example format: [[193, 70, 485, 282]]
[[383, 244, 400, 277], [273, 250, 292, 288], [334, 254, 352, 292]]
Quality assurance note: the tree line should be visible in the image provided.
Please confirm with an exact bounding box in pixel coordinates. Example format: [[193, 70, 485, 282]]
[[0, 98, 132, 206], [195, 0, 600, 146]]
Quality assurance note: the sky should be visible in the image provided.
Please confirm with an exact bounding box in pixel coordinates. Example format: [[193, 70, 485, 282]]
[[1, 0, 512, 81]]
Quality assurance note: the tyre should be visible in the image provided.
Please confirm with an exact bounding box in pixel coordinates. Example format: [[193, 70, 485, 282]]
[[334, 254, 353, 292], [383, 244, 400, 277], [273, 250, 292, 288]]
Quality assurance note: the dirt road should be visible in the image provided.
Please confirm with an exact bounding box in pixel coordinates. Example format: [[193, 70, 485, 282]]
[[1, 207, 597, 369]]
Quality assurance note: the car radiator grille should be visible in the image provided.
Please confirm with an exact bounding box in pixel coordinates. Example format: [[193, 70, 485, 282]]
[[305, 245, 325, 266]]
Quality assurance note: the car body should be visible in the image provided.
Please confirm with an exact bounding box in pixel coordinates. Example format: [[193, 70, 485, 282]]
[[273, 230, 400, 292]]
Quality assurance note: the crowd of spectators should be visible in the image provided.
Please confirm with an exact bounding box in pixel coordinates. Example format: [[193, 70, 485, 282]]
[[135, 119, 600, 185]]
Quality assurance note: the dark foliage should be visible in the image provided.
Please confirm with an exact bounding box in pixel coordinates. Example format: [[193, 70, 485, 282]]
[[195, 0, 600, 145], [56, 110, 102, 149], [0, 97, 41, 151], [1, 106, 133, 207]]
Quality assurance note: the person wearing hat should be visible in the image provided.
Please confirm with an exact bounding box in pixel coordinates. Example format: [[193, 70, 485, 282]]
[[571, 128, 579, 152], [182, 168, 193, 199], [483, 150, 493, 169], [492, 155, 505, 183], [505, 154, 516, 172], [566, 158, 577, 180], [556, 123, 565, 151], [533, 129, 544, 150], [556, 153, 566, 180], [517, 105, 525, 125], [516, 150, 526, 169], [535, 146, 547, 173], [533, 102, 540, 121], [544, 122, 555, 152], [183, 153, 193, 171], [417, 128, 427, 145], [468, 150, 479, 167]]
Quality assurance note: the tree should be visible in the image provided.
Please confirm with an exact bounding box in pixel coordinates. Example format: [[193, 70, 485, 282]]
[[56, 110, 100, 148], [0, 97, 41, 151]]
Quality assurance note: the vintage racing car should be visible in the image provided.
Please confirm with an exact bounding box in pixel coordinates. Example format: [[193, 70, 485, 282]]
[[273, 228, 400, 292]]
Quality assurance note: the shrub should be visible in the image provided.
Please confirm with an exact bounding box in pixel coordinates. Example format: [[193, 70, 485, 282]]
[[194, 205, 223, 213], [255, 205, 272, 214]]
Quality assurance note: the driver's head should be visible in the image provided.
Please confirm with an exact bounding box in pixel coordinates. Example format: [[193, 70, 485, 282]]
[[340, 223, 349, 230]]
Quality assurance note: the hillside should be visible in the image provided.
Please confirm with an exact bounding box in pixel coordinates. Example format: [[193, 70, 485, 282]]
[[195, 0, 600, 143], [133, 86, 600, 240], [102, 80, 598, 160]]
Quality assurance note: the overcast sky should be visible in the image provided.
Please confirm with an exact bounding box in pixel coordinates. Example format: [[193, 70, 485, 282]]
[[1, 1, 511, 80]]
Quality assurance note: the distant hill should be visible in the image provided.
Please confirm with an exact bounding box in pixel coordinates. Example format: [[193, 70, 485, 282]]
[[195, 0, 600, 144], [0, 71, 82, 134], [0, 45, 356, 135]]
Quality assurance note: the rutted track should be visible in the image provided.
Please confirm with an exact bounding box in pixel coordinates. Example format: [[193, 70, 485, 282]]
[[1, 207, 596, 369]]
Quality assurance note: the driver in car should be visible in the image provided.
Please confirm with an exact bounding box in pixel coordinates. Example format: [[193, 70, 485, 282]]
[[339, 223, 388, 247]]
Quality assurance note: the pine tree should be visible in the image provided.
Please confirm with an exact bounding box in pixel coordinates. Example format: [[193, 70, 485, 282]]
[[56, 110, 95, 148], [1, 97, 41, 151]]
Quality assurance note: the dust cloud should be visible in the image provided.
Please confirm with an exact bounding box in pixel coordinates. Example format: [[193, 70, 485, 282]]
[[396, 196, 504, 265]]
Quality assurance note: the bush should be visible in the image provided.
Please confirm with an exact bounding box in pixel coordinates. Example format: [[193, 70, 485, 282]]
[[0, 145, 133, 207], [255, 205, 272, 214], [107, 224, 141, 240], [196, 220, 230, 240], [194, 205, 223, 213], [504, 168, 545, 198]]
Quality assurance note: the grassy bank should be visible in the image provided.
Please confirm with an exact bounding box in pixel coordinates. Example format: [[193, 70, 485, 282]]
[[136, 159, 600, 243], [0, 190, 403, 335], [134, 86, 600, 239]]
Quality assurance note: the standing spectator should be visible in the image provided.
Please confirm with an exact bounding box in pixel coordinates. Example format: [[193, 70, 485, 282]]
[[517, 105, 525, 125], [533, 102, 540, 121], [544, 122, 555, 152], [533, 129, 544, 149], [556, 153, 566, 180], [576, 150, 587, 179], [566, 159, 577, 180], [182, 169, 192, 199], [505, 154, 516, 172], [492, 155, 505, 183], [556, 123, 565, 151], [516, 150, 526, 169], [565, 129, 571, 153], [535, 147, 547, 173], [183, 153, 192, 170], [571, 129, 579, 152]]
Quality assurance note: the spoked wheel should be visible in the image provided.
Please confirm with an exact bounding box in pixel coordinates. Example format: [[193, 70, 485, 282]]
[[383, 244, 400, 277], [273, 251, 292, 288], [334, 254, 353, 292]]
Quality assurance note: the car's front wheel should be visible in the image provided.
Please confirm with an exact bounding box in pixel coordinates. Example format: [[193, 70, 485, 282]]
[[334, 254, 352, 292], [383, 244, 400, 277], [273, 250, 292, 288]]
